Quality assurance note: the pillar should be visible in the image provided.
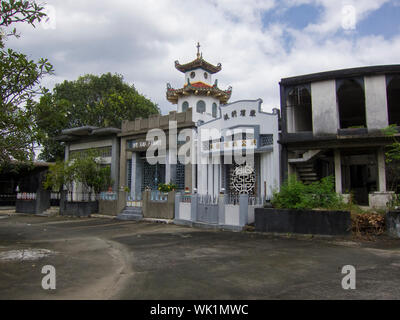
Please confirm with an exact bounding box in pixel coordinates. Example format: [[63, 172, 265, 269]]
[[377, 148, 387, 192], [334, 149, 342, 194]]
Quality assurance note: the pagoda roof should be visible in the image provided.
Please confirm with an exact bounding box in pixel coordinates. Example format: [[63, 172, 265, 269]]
[[175, 55, 222, 74], [166, 79, 232, 104]]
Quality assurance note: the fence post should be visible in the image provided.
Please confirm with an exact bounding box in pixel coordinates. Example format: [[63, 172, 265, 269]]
[[175, 192, 181, 220], [191, 193, 198, 222], [218, 194, 227, 226], [239, 194, 249, 227]]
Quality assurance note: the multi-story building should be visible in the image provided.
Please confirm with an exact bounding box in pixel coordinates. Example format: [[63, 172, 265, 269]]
[[279, 65, 400, 208]]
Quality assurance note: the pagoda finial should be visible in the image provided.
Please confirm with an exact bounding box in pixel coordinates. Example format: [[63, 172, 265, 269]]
[[196, 42, 201, 58]]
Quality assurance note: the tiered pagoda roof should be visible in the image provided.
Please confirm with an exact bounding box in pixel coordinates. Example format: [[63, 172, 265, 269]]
[[174, 55, 222, 74], [166, 79, 232, 104]]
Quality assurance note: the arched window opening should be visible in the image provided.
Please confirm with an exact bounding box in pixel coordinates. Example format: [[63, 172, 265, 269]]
[[212, 103, 218, 118], [387, 76, 400, 126], [196, 100, 206, 114], [337, 79, 366, 129], [182, 101, 189, 112], [286, 87, 312, 132]]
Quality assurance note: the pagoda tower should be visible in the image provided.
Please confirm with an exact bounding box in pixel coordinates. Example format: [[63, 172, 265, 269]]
[[166, 43, 232, 123]]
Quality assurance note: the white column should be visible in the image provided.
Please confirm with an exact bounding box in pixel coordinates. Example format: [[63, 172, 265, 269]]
[[165, 150, 171, 183], [377, 148, 387, 192], [208, 162, 213, 195], [334, 149, 342, 194], [213, 164, 219, 197]]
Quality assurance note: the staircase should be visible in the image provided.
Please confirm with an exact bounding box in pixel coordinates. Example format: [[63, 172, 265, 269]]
[[116, 207, 143, 221], [37, 206, 59, 217], [296, 163, 319, 184]]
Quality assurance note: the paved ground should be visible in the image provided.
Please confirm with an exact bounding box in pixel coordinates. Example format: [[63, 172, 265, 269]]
[[0, 213, 399, 299]]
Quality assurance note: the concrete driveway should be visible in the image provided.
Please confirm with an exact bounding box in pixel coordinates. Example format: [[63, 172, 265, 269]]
[[0, 214, 399, 299]]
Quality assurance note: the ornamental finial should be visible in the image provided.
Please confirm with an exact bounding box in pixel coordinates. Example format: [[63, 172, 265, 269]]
[[196, 42, 201, 58]]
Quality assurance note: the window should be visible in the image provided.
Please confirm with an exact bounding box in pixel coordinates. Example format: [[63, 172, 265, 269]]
[[190, 71, 195, 79], [286, 87, 313, 132], [337, 79, 366, 129], [196, 100, 206, 114], [387, 76, 400, 126], [182, 101, 189, 112], [212, 103, 218, 118]]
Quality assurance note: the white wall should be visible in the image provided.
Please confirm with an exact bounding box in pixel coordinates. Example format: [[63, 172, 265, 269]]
[[178, 202, 191, 220], [178, 95, 220, 123], [225, 205, 240, 226], [184, 68, 213, 85], [197, 99, 280, 197]]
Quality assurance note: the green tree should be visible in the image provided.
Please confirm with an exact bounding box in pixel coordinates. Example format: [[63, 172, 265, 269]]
[[44, 152, 114, 201], [35, 73, 159, 161], [0, 0, 54, 165], [382, 125, 400, 193]]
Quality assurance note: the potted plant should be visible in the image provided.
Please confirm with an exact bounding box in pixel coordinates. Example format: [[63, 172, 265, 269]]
[[158, 182, 177, 195]]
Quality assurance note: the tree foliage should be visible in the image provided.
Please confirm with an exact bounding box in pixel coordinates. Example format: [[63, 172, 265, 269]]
[[0, 0, 53, 165], [35, 73, 160, 161], [44, 151, 113, 196]]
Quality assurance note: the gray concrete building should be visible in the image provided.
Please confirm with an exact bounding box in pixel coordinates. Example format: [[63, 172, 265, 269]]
[[58, 126, 121, 192], [279, 65, 400, 208]]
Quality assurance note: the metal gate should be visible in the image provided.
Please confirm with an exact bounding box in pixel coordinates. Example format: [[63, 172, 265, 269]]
[[197, 195, 218, 224]]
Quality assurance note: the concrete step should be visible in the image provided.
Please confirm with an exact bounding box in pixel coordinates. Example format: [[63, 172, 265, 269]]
[[117, 207, 143, 221], [117, 212, 143, 221], [37, 206, 59, 217]]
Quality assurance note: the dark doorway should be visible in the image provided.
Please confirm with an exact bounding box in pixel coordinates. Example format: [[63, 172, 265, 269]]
[[287, 87, 313, 132], [341, 152, 377, 206], [337, 79, 366, 129], [387, 76, 400, 126]]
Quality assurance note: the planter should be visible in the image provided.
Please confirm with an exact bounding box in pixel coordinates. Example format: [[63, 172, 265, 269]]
[[255, 208, 351, 235], [60, 201, 98, 217], [15, 190, 50, 214], [16, 200, 37, 214], [386, 211, 400, 238]]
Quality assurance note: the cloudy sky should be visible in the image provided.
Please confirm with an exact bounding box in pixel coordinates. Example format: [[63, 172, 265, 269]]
[[5, 0, 400, 113]]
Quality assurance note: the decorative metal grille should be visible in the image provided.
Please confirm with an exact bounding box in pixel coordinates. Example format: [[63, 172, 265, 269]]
[[142, 162, 165, 191], [229, 164, 256, 195], [175, 163, 185, 190], [127, 159, 132, 191], [260, 134, 273, 147]]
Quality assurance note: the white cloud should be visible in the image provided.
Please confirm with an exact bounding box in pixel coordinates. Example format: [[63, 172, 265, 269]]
[[4, 0, 400, 114]]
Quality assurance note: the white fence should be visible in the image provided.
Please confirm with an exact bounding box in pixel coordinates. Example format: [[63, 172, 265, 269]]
[[175, 193, 264, 229]]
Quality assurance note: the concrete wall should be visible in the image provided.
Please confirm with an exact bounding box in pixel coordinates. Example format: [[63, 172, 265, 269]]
[[99, 199, 118, 215], [365, 75, 389, 131], [69, 139, 112, 151], [142, 190, 175, 219], [311, 80, 338, 135], [255, 208, 351, 235]]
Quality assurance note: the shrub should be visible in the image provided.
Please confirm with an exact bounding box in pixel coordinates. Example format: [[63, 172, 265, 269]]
[[271, 175, 344, 210]]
